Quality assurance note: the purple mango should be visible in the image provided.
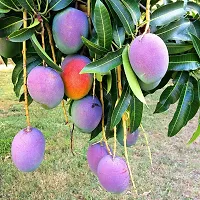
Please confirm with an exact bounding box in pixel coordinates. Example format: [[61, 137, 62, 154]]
[[52, 7, 89, 54], [129, 33, 169, 84], [71, 96, 102, 133], [11, 127, 45, 172], [117, 128, 139, 147], [97, 155, 130, 193], [87, 142, 111, 175], [27, 66, 64, 109]]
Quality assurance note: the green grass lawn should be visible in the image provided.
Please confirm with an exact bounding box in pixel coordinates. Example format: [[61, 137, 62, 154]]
[[0, 68, 200, 200]]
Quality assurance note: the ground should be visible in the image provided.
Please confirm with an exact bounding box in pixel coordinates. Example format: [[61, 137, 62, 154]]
[[0, 66, 199, 200]]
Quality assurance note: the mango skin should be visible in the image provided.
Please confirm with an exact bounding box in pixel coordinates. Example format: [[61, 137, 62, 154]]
[[87, 142, 111, 175], [139, 79, 161, 91], [27, 66, 64, 109], [52, 7, 89, 54], [0, 37, 20, 58], [71, 96, 102, 133], [117, 128, 139, 147], [61, 55, 93, 100], [11, 127, 45, 172], [97, 155, 130, 194], [129, 33, 169, 84]]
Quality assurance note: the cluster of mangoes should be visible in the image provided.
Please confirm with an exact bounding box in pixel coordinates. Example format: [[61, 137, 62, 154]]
[[11, 5, 169, 194]]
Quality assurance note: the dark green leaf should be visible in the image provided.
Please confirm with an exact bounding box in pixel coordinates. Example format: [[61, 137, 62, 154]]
[[14, 59, 41, 97], [111, 85, 131, 129], [166, 43, 193, 55], [129, 94, 143, 132], [19, 92, 33, 106], [193, 20, 200, 38], [169, 53, 200, 71], [1, 56, 7, 65], [0, 8, 10, 13], [107, 0, 134, 35], [80, 47, 124, 74], [82, 36, 108, 55], [185, 77, 199, 122], [187, 2, 200, 16], [0, 16, 23, 37], [151, 2, 186, 27], [8, 18, 40, 42], [30, 34, 62, 72], [155, 19, 194, 42], [106, 71, 112, 94], [12, 56, 39, 85], [122, 45, 146, 104], [113, 23, 125, 48], [168, 81, 194, 137], [154, 71, 189, 113], [16, 0, 35, 13], [121, 0, 140, 25], [94, 0, 112, 49], [190, 34, 200, 58], [49, 0, 73, 11], [90, 123, 102, 140], [0, 0, 19, 10]]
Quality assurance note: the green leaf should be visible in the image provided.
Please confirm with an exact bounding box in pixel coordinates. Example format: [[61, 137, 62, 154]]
[[122, 45, 146, 104], [94, 0, 112, 49], [0, 16, 23, 37], [187, 122, 200, 144], [80, 48, 124, 74], [154, 71, 189, 113], [8, 18, 40, 42], [0, 8, 10, 13], [113, 23, 125, 48], [110, 85, 131, 129], [106, 71, 112, 94], [187, 2, 200, 16], [169, 53, 200, 71], [190, 34, 200, 58], [168, 81, 194, 137], [0, 0, 18, 10], [16, 0, 35, 13], [166, 43, 193, 55], [155, 19, 194, 42], [49, 0, 73, 11], [90, 123, 102, 141], [30, 34, 62, 72], [129, 95, 143, 132], [151, 2, 186, 27], [81, 36, 108, 56], [12, 56, 39, 85], [19, 92, 33, 106], [185, 77, 199, 122], [107, 0, 134, 35], [1, 56, 7, 65], [121, 0, 140, 25], [14, 59, 42, 97]]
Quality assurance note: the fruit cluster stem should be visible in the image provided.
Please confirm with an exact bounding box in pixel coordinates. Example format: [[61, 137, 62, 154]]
[[45, 22, 56, 63], [99, 81, 112, 155], [144, 0, 151, 34], [40, 21, 46, 66], [22, 11, 31, 129], [117, 65, 138, 196], [45, 22, 69, 125], [140, 124, 153, 166]]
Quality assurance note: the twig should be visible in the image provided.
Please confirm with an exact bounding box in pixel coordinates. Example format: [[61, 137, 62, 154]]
[[100, 81, 112, 155], [22, 11, 31, 130], [117, 65, 138, 196], [140, 124, 153, 166]]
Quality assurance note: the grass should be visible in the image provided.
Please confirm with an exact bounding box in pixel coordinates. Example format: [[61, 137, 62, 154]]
[[0, 68, 200, 200]]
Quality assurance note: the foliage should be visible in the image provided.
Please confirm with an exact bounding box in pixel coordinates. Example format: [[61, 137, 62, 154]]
[[0, 0, 199, 143]]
